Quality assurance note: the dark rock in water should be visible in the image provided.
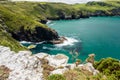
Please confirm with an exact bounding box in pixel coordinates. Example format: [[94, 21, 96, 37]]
[[49, 36, 67, 44], [11, 26, 59, 42], [39, 19, 47, 24]]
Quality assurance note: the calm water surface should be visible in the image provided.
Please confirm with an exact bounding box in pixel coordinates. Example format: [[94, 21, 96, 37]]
[[22, 16, 120, 63]]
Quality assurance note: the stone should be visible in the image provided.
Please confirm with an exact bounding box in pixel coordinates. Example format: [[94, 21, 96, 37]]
[[46, 54, 69, 67], [0, 46, 43, 80], [50, 68, 68, 75]]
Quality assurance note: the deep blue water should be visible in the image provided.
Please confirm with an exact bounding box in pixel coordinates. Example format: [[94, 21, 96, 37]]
[[22, 16, 120, 63]]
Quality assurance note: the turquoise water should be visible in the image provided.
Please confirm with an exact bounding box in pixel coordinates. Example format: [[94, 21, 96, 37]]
[[22, 16, 120, 63]]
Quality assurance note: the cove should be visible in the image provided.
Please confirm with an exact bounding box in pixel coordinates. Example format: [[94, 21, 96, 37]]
[[22, 16, 120, 63]]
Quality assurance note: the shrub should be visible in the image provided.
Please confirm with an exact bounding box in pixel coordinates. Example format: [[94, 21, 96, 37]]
[[94, 57, 120, 80], [47, 74, 66, 80]]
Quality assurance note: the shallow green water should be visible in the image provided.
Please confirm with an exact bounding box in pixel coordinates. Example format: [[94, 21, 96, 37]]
[[22, 16, 120, 63]]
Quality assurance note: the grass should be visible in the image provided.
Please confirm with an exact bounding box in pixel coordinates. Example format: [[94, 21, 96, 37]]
[[0, 28, 27, 52], [73, 1, 120, 13]]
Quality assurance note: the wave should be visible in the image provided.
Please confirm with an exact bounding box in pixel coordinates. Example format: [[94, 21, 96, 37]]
[[55, 37, 79, 47], [20, 41, 32, 44], [36, 41, 46, 44], [46, 20, 52, 24], [20, 41, 46, 45]]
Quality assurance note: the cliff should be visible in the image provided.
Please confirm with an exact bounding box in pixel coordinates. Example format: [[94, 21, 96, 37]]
[[0, 46, 119, 80], [0, 1, 120, 51], [0, 46, 98, 80]]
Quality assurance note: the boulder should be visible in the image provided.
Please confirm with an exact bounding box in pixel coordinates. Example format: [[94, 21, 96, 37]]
[[78, 63, 99, 75], [50, 68, 68, 75], [46, 54, 69, 67]]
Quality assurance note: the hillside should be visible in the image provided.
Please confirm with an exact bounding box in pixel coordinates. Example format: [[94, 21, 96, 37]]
[[0, 0, 120, 51]]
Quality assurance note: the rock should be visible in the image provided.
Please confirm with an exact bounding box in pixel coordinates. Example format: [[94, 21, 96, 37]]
[[49, 36, 67, 44], [46, 54, 69, 67], [78, 63, 99, 75], [0, 65, 11, 80], [35, 53, 49, 59], [86, 1, 112, 7], [11, 26, 59, 42], [66, 64, 76, 70], [0, 46, 43, 80], [0, 46, 69, 80], [86, 53, 95, 64], [0, 46, 99, 80], [50, 68, 68, 75]]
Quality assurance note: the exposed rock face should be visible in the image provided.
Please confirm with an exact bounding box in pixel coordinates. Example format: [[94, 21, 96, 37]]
[[0, 46, 43, 80], [35, 53, 69, 68], [79, 63, 99, 75], [11, 26, 59, 42], [0, 46, 99, 80], [0, 65, 11, 80], [86, 1, 112, 7], [0, 46, 69, 80]]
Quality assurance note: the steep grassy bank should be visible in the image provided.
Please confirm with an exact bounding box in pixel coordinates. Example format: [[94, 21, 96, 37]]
[[0, 19, 26, 52], [73, 1, 120, 16]]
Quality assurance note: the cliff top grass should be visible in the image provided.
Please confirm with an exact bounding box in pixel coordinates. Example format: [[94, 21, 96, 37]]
[[0, 2, 47, 32], [73, 0, 120, 12]]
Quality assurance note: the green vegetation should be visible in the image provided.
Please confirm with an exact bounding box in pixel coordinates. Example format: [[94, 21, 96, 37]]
[[94, 57, 120, 80], [0, 22, 27, 52], [47, 74, 66, 80], [63, 57, 120, 80], [73, 0, 120, 16]]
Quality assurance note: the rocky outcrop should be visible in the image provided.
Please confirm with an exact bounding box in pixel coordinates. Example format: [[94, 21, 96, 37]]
[[86, 1, 112, 7], [0, 46, 43, 80], [0, 46, 99, 80], [11, 26, 59, 42], [0, 46, 69, 80], [0, 65, 11, 80]]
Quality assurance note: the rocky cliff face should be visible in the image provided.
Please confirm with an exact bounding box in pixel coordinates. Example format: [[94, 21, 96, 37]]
[[0, 46, 99, 80], [11, 26, 59, 42]]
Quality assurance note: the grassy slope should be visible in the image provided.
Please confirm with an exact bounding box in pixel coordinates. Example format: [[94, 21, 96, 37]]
[[73, 0, 120, 14], [0, 2, 47, 32], [0, 24, 27, 52]]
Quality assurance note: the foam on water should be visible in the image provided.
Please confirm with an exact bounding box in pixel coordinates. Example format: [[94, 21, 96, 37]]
[[55, 37, 79, 47], [20, 41, 32, 44]]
